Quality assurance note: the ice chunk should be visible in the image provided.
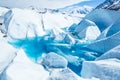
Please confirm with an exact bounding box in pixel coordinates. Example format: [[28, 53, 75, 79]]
[[74, 19, 98, 34], [97, 18, 120, 39], [69, 19, 101, 40], [50, 27, 75, 44], [85, 31, 120, 54], [81, 59, 120, 80], [48, 68, 83, 80], [1, 49, 49, 80], [96, 45, 120, 60], [4, 8, 45, 40], [74, 9, 120, 33], [0, 7, 9, 16], [41, 52, 68, 69], [0, 41, 16, 74], [42, 12, 79, 30], [48, 68, 99, 80], [106, 18, 120, 37]]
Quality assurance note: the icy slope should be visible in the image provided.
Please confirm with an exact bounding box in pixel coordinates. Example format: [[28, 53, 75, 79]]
[[96, 45, 120, 60], [85, 31, 120, 54]]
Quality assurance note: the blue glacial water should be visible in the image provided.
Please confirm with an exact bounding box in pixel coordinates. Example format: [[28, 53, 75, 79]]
[[9, 34, 101, 75]]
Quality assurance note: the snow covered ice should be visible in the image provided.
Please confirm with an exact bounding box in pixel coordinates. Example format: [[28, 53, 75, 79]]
[[0, 0, 120, 80], [0, 49, 49, 80]]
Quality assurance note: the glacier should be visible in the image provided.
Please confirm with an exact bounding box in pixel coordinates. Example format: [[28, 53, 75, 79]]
[[2, 8, 100, 75], [96, 45, 120, 60], [0, 0, 120, 79]]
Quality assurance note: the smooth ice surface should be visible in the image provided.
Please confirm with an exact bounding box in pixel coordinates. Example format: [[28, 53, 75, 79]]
[[74, 9, 120, 32], [85, 31, 120, 54], [96, 45, 120, 60], [81, 59, 120, 80]]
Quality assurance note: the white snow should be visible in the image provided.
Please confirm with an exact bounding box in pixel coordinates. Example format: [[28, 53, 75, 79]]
[[42, 12, 80, 30], [49, 68, 99, 80], [85, 26, 101, 40], [0, 7, 8, 17], [1, 49, 49, 80], [0, 40, 17, 74], [4, 8, 45, 39]]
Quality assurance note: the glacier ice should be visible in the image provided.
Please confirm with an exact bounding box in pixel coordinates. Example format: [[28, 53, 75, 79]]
[[85, 31, 120, 54], [81, 59, 120, 80], [106, 18, 120, 37], [0, 40, 17, 74], [74, 9, 120, 32], [69, 19, 101, 40], [96, 45, 120, 60], [0, 49, 49, 80], [3, 8, 81, 41], [98, 17, 120, 39], [78, 25, 101, 40], [48, 68, 84, 80], [1, 6, 120, 80], [4, 8, 45, 40], [41, 52, 68, 69]]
